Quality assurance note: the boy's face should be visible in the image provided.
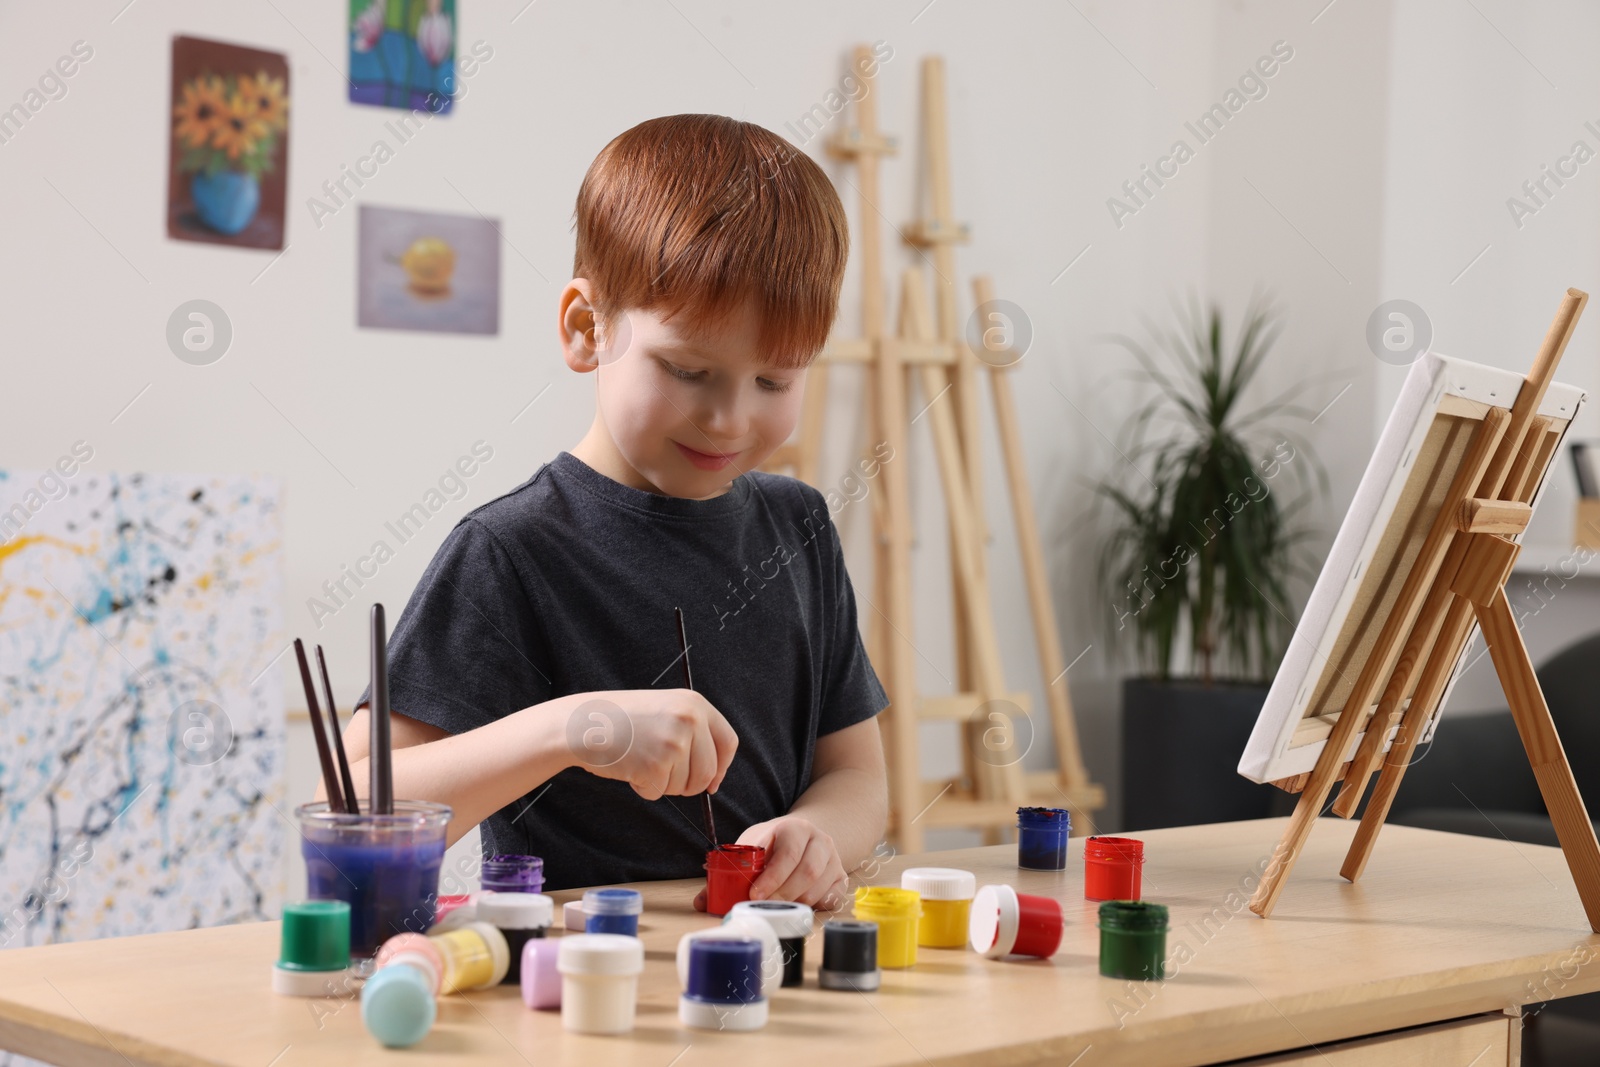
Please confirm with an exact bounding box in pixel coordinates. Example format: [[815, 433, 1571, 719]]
[[561, 279, 808, 500]]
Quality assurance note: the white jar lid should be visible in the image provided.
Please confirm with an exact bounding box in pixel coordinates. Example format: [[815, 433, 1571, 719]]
[[558, 933, 645, 976], [562, 900, 586, 930], [476, 891, 553, 929], [901, 867, 977, 900], [728, 899, 814, 939], [271, 962, 349, 997], [677, 920, 781, 989], [680, 993, 768, 1031], [382, 949, 442, 995], [968, 884, 1021, 959]]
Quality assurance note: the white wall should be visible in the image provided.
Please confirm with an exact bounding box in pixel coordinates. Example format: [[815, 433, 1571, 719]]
[[5, 0, 1599, 895], [1374, 0, 1600, 713]]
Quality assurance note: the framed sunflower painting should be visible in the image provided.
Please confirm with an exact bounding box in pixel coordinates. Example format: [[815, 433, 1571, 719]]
[[166, 36, 289, 251], [349, 0, 457, 114]]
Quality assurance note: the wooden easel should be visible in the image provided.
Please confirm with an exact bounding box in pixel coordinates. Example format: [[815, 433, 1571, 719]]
[[763, 50, 1103, 851], [1251, 288, 1600, 932]]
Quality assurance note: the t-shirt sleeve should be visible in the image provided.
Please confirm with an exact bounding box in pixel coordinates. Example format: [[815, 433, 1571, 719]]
[[355, 517, 553, 736], [817, 510, 890, 736]]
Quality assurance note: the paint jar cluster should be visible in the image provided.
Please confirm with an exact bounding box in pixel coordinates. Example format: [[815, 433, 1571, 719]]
[[277, 813, 1171, 1049], [276, 851, 562, 1047], [1003, 807, 1166, 978]]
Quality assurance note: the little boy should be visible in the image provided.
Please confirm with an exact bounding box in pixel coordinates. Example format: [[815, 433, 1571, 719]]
[[337, 114, 890, 912]]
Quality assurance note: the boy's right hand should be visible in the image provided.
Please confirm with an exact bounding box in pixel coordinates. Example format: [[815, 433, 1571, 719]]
[[560, 689, 738, 801]]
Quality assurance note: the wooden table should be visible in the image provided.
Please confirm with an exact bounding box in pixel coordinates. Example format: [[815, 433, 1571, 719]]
[[1, 818, 1594, 1066]]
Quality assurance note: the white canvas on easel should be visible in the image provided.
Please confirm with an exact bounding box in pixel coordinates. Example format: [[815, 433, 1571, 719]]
[[1239, 350, 1585, 787], [1241, 288, 1600, 931]]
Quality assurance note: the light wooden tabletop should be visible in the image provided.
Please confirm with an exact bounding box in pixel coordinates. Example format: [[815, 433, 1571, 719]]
[[0, 817, 1594, 1067]]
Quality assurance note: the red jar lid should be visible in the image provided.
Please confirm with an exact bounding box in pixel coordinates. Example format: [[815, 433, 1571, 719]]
[[1084, 836, 1144, 864], [705, 844, 767, 873]]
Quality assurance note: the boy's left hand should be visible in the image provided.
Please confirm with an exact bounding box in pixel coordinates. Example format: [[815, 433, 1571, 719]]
[[692, 814, 849, 914]]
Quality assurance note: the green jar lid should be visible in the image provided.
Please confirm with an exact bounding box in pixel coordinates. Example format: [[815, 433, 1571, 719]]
[[279, 901, 351, 971], [1097, 900, 1169, 932]]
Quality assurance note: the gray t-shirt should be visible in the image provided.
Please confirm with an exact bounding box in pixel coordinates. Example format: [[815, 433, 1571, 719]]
[[358, 450, 889, 891]]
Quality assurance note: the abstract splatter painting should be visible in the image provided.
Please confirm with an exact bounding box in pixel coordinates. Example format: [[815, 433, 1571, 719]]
[[0, 471, 285, 949]]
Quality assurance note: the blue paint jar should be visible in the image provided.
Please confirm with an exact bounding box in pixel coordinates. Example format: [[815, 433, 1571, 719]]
[[1017, 806, 1071, 871], [583, 888, 643, 936], [678, 937, 767, 1030]]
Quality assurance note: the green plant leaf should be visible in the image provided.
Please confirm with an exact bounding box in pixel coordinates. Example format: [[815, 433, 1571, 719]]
[[1092, 294, 1324, 684]]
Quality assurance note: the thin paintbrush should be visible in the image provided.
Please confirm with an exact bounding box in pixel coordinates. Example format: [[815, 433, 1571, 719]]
[[675, 606, 717, 847], [315, 644, 359, 815], [294, 638, 347, 814], [370, 603, 394, 816]]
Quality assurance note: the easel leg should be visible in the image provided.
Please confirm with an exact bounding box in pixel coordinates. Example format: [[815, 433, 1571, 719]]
[[1331, 582, 1451, 818], [866, 365, 887, 679], [1251, 777, 1339, 917], [1476, 589, 1600, 932], [902, 269, 1026, 817], [879, 281, 922, 854], [974, 275, 1095, 803], [1341, 595, 1476, 881]]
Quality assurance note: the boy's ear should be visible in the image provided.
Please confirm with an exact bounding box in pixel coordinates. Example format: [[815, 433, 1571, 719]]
[[560, 279, 601, 373]]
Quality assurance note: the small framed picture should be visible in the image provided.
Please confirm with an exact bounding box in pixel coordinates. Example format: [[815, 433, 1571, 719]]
[[167, 35, 289, 250], [358, 204, 501, 335], [349, 0, 457, 114]]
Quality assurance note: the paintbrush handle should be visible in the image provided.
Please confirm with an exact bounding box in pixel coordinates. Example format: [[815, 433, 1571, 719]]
[[676, 607, 716, 847], [701, 792, 718, 848], [316, 645, 359, 816], [294, 638, 346, 814], [370, 604, 393, 816]]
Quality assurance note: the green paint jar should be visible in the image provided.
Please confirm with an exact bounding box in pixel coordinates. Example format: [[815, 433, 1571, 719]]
[[1097, 900, 1168, 981]]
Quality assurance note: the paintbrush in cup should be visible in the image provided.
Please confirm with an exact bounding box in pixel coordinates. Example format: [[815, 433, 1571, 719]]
[[294, 638, 347, 814]]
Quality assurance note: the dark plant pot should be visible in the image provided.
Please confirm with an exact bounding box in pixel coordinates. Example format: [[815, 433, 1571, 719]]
[[1120, 676, 1281, 831]]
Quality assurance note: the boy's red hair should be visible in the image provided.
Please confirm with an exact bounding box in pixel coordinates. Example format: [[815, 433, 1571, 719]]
[[572, 114, 849, 369]]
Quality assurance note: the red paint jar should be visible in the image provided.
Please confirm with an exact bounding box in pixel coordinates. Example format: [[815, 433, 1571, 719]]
[[704, 845, 766, 917], [968, 884, 1063, 960], [434, 894, 473, 922], [1083, 836, 1144, 902]]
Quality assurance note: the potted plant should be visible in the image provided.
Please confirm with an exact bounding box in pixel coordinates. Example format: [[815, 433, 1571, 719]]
[[1095, 291, 1325, 830]]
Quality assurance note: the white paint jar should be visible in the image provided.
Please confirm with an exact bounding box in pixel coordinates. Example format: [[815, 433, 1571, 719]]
[[557, 933, 645, 1034]]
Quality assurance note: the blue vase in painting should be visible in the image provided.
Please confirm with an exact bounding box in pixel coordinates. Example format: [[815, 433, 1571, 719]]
[[190, 170, 260, 236]]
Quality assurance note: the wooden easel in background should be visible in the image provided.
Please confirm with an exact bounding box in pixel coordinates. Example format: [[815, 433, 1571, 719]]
[[1252, 288, 1600, 931], [763, 49, 1103, 852]]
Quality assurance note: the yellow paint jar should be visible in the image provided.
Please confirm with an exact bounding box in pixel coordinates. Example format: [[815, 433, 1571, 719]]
[[428, 921, 509, 993], [900, 868, 976, 948], [853, 887, 921, 968]]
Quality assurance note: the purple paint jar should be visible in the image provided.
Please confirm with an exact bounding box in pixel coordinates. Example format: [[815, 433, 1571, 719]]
[[481, 854, 543, 894]]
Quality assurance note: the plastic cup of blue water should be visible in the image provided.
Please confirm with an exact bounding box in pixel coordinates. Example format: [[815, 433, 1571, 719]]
[[296, 800, 451, 972]]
